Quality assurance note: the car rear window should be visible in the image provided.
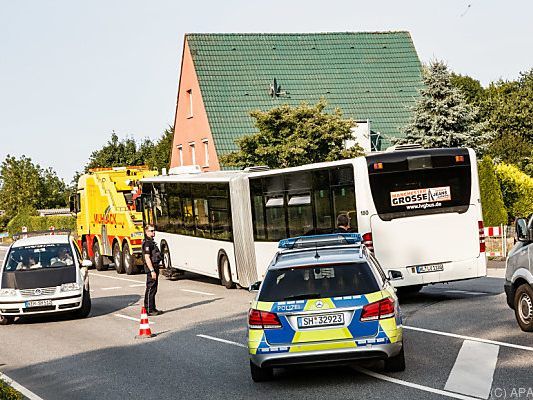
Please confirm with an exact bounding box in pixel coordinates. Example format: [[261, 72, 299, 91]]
[[258, 263, 380, 302]]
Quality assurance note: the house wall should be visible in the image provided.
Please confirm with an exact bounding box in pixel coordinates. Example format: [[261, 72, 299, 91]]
[[170, 40, 220, 171]]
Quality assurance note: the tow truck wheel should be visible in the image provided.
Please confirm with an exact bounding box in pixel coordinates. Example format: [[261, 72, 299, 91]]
[[92, 240, 106, 271], [0, 315, 15, 326], [123, 242, 135, 275], [113, 242, 125, 274], [514, 284, 533, 332]]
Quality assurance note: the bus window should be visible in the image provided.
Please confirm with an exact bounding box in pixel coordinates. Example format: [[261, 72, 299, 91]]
[[193, 184, 211, 239], [332, 186, 357, 231], [265, 195, 286, 241], [180, 184, 195, 236], [287, 193, 313, 237], [167, 183, 183, 235], [153, 183, 169, 232], [313, 170, 333, 233], [209, 183, 232, 241]]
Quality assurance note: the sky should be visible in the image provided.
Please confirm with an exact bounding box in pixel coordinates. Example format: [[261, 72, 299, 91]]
[[1, 0, 532, 183]]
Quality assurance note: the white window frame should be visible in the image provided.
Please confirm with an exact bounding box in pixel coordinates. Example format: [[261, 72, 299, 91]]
[[177, 145, 183, 166], [202, 138, 209, 167], [186, 89, 193, 118], [189, 142, 196, 165]]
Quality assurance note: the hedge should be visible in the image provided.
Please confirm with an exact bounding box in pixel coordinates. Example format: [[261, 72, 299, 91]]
[[0, 378, 23, 400], [7, 214, 75, 237], [494, 162, 533, 219], [478, 156, 507, 226]]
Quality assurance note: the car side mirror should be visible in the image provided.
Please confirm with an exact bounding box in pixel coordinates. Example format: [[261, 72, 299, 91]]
[[388, 270, 404, 281], [249, 281, 261, 292], [516, 218, 529, 242], [81, 260, 93, 268]]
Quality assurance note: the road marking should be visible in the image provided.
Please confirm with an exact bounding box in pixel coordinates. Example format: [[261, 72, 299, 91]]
[[114, 313, 155, 324], [444, 340, 499, 399], [101, 286, 122, 291], [197, 334, 247, 348], [129, 284, 145, 287], [404, 325, 533, 352], [181, 289, 215, 296], [88, 272, 143, 284], [352, 367, 479, 400], [0, 371, 44, 400], [197, 334, 477, 399], [446, 290, 486, 296]]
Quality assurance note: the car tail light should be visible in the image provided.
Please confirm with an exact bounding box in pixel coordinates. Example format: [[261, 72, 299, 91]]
[[478, 221, 485, 253], [362, 232, 374, 252], [248, 309, 282, 329], [360, 297, 396, 321]]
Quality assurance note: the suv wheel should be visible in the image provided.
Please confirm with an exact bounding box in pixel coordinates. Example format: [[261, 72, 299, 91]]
[[514, 284, 533, 332]]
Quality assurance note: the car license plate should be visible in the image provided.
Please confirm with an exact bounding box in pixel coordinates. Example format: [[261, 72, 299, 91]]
[[416, 264, 444, 273], [297, 313, 344, 329], [25, 300, 53, 308]]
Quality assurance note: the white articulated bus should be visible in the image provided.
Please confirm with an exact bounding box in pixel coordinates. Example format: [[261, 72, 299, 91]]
[[141, 147, 486, 289]]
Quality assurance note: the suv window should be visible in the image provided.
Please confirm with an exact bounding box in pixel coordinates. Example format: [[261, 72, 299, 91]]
[[258, 263, 380, 302]]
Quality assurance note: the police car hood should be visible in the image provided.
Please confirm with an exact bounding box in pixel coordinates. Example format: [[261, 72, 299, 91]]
[[1, 267, 76, 289]]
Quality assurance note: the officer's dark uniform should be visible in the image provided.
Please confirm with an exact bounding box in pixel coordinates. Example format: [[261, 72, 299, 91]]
[[142, 236, 162, 313]]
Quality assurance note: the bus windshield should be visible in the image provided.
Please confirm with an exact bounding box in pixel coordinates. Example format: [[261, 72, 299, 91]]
[[367, 149, 472, 221]]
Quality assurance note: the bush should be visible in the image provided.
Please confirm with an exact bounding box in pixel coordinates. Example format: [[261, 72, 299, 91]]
[[494, 162, 533, 219], [7, 213, 75, 237], [0, 378, 23, 400], [478, 156, 507, 226]]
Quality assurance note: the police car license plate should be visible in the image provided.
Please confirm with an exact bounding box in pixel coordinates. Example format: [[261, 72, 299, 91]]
[[25, 300, 53, 308], [416, 264, 444, 273], [297, 313, 344, 329]]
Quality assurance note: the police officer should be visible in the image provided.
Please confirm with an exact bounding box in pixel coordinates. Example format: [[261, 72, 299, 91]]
[[143, 224, 164, 316]]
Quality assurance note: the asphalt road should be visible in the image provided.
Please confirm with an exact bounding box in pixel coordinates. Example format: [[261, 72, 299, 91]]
[[0, 245, 531, 400]]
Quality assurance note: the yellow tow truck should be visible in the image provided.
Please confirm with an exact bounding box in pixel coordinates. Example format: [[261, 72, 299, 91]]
[[70, 166, 158, 274]]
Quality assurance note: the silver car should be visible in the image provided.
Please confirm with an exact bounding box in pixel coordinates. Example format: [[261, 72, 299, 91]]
[[505, 217, 533, 332]]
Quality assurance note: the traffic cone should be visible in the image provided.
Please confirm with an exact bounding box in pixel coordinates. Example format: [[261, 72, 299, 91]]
[[135, 307, 154, 339]]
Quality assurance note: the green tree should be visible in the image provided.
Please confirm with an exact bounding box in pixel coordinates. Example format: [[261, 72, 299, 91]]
[[478, 156, 507, 226], [39, 167, 67, 209], [220, 100, 363, 168], [450, 73, 485, 105], [397, 61, 493, 155], [494, 162, 533, 219], [0, 155, 40, 218], [146, 126, 174, 172]]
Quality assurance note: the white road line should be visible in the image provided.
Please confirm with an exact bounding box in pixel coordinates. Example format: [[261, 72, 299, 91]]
[[197, 334, 247, 348], [0, 371, 44, 400], [196, 334, 477, 399], [101, 287, 122, 291], [352, 367, 479, 400], [444, 340, 499, 399], [445, 290, 486, 296], [114, 313, 155, 324], [181, 289, 215, 296], [404, 325, 533, 352], [129, 284, 145, 287], [88, 272, 143, 284]]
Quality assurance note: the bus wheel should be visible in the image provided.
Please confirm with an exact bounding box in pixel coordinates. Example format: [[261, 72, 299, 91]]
[[0, 315, 15, 326], [113, 242, 125, 274], [123, 242, 135, 275], [92, 240, 106, 271], [219, 253, 235, 289]]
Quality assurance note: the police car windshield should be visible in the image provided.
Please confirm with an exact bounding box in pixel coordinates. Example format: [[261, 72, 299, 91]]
[[4, 244, 75, 272], [258, 263, 380, 302]]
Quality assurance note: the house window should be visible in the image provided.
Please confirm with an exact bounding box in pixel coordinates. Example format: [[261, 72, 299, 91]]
[[177, 145, 183, 166], [202, 139, 209, 167], [189, 142, 196, 165], [187, 89, 193, 118]]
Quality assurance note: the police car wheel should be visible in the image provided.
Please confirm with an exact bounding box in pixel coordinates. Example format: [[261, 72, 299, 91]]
[[514, 284, 533, 332], [250, 361, 273, 382], [113, 242, 125, 274], [123, 242, 135, 275], [93, 241, 106, 271], [0, 315, 15, 326], [219, 254, 235, 289], [384, 345, 406, 372]]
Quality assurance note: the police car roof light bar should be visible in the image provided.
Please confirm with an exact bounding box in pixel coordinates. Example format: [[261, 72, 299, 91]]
[[278, 233, 363, 250], [12, 229, 72, 241]]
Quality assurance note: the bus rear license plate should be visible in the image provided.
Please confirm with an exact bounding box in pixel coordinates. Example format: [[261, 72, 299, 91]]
[[25, 300, 53, 308], [297, 313, 344, 329], [416, 264, 444, 273]]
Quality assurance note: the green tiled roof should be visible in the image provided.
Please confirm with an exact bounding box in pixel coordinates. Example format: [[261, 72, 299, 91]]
[[186, 32, 423, 158]]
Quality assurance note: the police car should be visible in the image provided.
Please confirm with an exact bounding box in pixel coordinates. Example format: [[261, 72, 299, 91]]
[[248, 233, 404, 382], [0, 231, 91, 325]]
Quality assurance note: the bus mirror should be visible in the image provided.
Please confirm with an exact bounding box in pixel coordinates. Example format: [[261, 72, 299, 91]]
[[249, 281, 261, 292], [516, 218, 529, 242], [388, 270, 403, 281], [69, 195, 76, 213]]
